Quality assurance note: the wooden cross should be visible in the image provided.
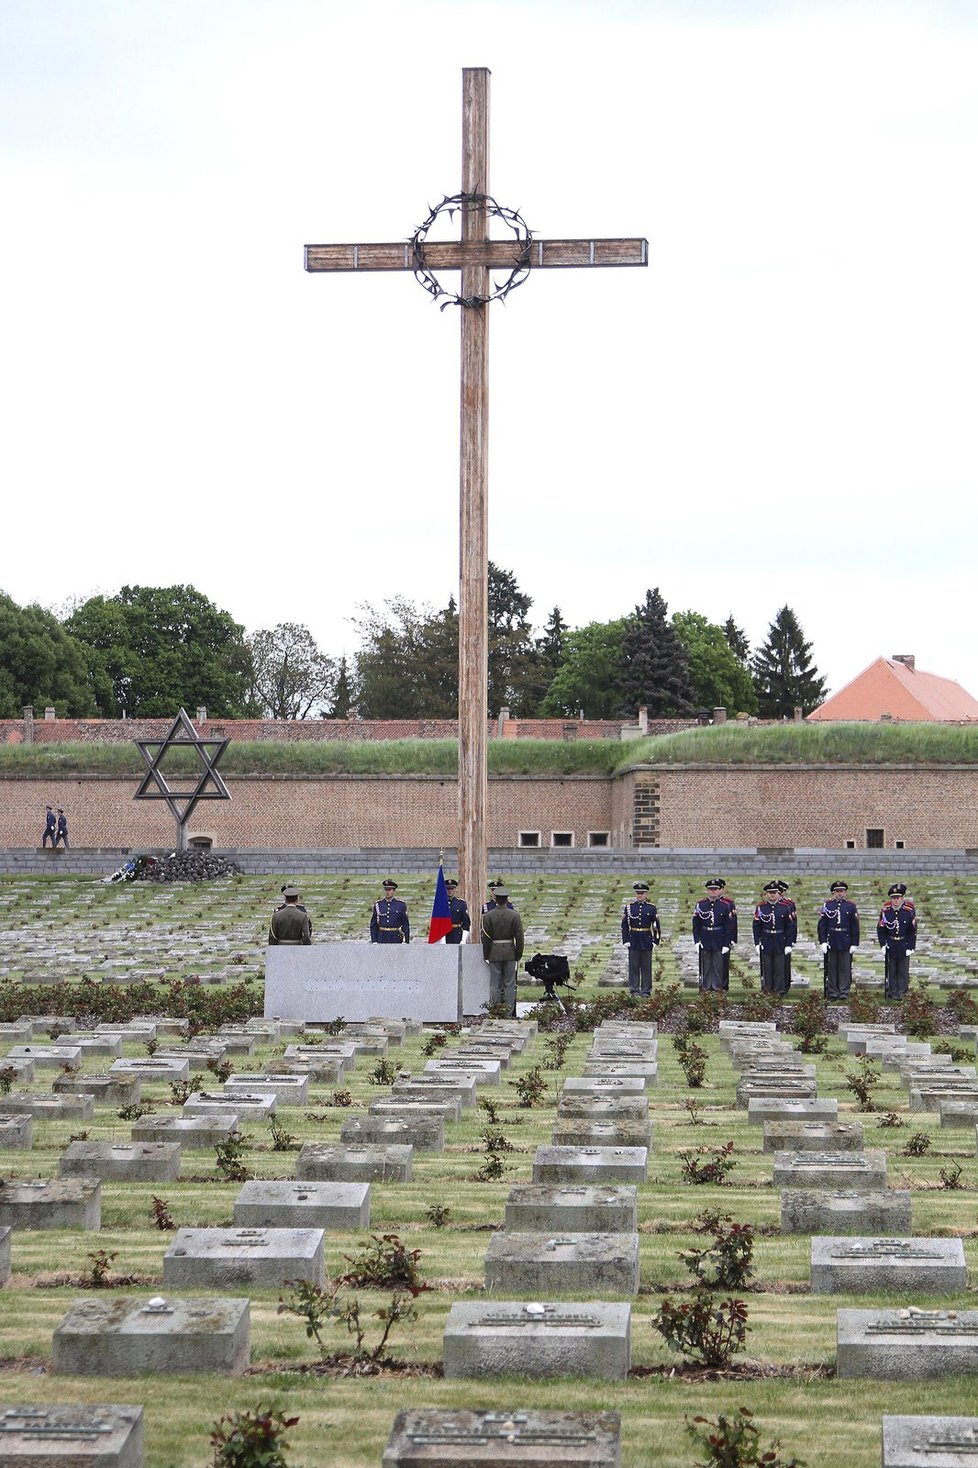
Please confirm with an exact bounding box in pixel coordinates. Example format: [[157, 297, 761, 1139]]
[[305, 68, 647, 920]]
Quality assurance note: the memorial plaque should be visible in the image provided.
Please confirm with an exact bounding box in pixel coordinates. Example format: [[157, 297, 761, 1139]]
[[555, 1097, 649, 1122], [533, 1146, 648, 1184], [392, 1076, 478, 1108], [382, 1408, 622, 1466], [484, 1232, 640, 1296], [561, 1077, 645, 1099], [52, 1296, 250, 1377], [762, 1120, 864, 1154], [296, 1143, 413, 1182], [773, 1149, 887, 1190], [0, 1092, 95, 1121], [184, 1091, 276, 1121], [233, 1180, 370, 1230], [811, 1237, 967, 1294], [747, 1097, 839, 1126], [882, 1414, 978, 1467], [225, 1074, 309, 1105], [504, 1185, 637, 1235], [0, 1404, 144, 1466], [163, 1227, 325, 1289], [5, 1044, 81, 1070], [58, 1141, 182, 1183], [340, 1115, 444, 1152], [551, 1119, 652, 1150], [424, 1058, 502, 1086], [838, 1308, 978, 1379], [581, 1061, 657, 1085], [53, 1073, 141, 1104], [443, 1302, 630, 1381], [108, 1057, 189, 1083], [132, 1115, 238, 1149]]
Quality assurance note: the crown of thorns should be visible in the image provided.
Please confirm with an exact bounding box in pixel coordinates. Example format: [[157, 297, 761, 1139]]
[[411, 192, 532, 309]]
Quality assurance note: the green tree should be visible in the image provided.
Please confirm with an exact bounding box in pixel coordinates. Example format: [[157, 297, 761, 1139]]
[[541, 619, 630, 718], [619, 588, 696, 716], [723, 615, 751, 664], [751, 605, 827, 717], [245, 623, 336, 718], [66, 585, 250, 717], [328, 656, 355, 719], [673, 611, 758, 715], [0, 593, 96, 716], [486, 563, 538, 716]]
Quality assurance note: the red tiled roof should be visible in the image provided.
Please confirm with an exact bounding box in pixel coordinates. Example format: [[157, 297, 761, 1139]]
[[808, 657, 978, 722]]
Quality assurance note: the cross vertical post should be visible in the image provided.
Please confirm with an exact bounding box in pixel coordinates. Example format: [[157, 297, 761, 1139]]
[[458, 66, 490, 935]]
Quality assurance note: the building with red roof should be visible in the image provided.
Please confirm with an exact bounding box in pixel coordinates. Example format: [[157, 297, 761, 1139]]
[[808, 655, 978, 722]]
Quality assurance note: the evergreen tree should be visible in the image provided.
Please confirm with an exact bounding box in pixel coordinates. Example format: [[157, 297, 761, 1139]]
[[723, 614, 751, 664], [540, 619, 629, 718], [328, 656, 355, 718], [619, 588, 696, 716], [751, 605, 827, 717]]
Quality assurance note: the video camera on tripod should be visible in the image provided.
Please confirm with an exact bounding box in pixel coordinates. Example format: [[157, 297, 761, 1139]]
[[523, 952, 578, 1007]]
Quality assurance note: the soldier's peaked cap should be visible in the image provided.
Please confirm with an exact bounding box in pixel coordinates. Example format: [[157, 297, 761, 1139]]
[[775, 880, 790, 891], [705, 877, 724, 888], [446, 878, 458, 888], [763, 881, 779, 892], [382, 879, 398, 889], [493, 886, 509, 899], [633, 881, 649, 891], [830, 881, 849, 891], [888, 882, 907, 896], [282, 885, 300, 898]]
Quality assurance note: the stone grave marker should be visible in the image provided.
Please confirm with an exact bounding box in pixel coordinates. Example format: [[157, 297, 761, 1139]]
[[484, 1232, 640, 1296], [163, 1226, 325, 1288], [556, 1096, 649, 1122], [6, 1044, 81, 1071], [581, 1061, 657, 1085], [382, 1408, 622, 1466], [0, 1092, 95, 1121], [0, 1226, 9, 1286], [108, 1057, 190, 1083], [52, 1295, 250, 1376], [369, 1097, 462, 1124], [53, 1073, 141, 1104], [233, 1180, 370, 1230], [747, 1097, 839, 1126], [183, 1091, 276, 1121], [773, 1150, 888, 1190], [504, 1185, 637, 1234], [0, 1113, 32, 1149], [225, 1074, 310, 1105], [58, 1141, 182, 1183], [551, 1119, 653, 1149], [0, 1178, 101, 1231], [132, 1115, 238, 1149], [533, 1146, 648, 1184], [340, 1115, 444, 1152], [940, 1101, 978, 1129], [837, 1308, 978, 1379], [782, 1189, 912, 1235], [881, 1415, 978, 1467], [811, 1237, 967, 1294], [296, 1143, 413, 1182], [391, 1076, 478, 1108], [424, 1057, 502, 1086], [0, 1404, 144, 1467], [762, 1120, 864, 1154], [443, 1301, 631, 1380]]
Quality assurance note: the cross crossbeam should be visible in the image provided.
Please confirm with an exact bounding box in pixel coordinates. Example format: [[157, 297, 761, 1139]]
[[305, 238, 648, 272]]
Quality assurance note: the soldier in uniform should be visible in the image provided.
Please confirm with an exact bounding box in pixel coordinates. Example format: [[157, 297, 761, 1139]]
[[277, 883, 313, 938], [268, 885, 312, 945], [877, 882, 916, 1000], [818, 880, 859, 1001], [54, 808, 69, 849], [481, 885, 524, 1016], [482, 880, 516, 915], [693, 878, 736, 992], [620, 881, 661, 997], [775, 880, 796, 986], [753, 880, 794, 995], [42, 806, 56, 848], [370, 879, 410, 943], [445, 879, 471, 944]]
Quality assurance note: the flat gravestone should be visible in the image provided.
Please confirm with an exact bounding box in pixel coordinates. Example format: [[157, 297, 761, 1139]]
[[52, 1295, 250, 1376], [505, 1185, 637, 1235], [225, 1074, 309, 1105], [5, 1045, 81, 1070], [296, 1143, 413, 1182], [340, 1115, 444, 1152], [762, 1121, 864, 1154], [0, 1092, 94, 1121], [561, 1077, 645, 1098], [0, 1113, 32, 1150], [550, 1119, 652, 1150], [556, 1097, 649, 1121], [0, 1178, 100, 1231], [737, 1078, 818, 1107], [132, 1115, 238, 1149], [782, 1189, 912, 1235], [911, 1085, 978, 1113], [773, 1150, 887, 1190], [58, 1142, 182, 1183], [0, 1404, 144, 1466], [70, 1035, 124, 1058], [747, 1098, 839, 1126], [532, 1147, 648, 1184], [163, 1227, 325, 1289], [424, 1058, 501, 1086], [0, 1226, 9, 1286], [582, 1062, 657, 1085], [940, 1101, 978, 1129], [108, 1058, 189, 1083], [184, 1091, 276, 1121], [456, 1045, 512, 1070], [882, 1415, 978, 1467], [53, 1074, 141, 1104], [233, 1180, 370, 1230], [484, 1232, 640, 1296], [811, 1237, 967, 1294], [369, 1098, 461, 1125], [382, 1408, 622, 1466], [837, 1309, 978, 1379], [392, 1076, 478, 1108], [443, 1302, 630, 1380]]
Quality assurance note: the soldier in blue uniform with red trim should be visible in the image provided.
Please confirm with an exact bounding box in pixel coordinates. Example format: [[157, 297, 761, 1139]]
[[370, 879, 410, 943], [818, 880, 859, 1001], [482, 880, 516, 915], [445, 878, 471, 945], [877, 882, 916, 1000], [621, 881, 661, 996], [753, 880, 794, 995], [693, 878, 736, 992]]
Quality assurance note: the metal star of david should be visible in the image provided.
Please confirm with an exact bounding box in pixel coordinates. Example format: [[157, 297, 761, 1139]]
[[133, 707, 231, 829]]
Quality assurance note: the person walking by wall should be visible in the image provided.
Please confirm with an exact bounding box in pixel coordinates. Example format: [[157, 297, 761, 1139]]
[[54, 809, 69, 849], [268, 885, 312, 945], [42, 806, 56, 848], [878, 882, 916, 1001], [481, 885, 524, 1016]]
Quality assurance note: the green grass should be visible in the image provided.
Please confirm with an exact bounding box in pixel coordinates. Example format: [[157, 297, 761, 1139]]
[[623, 721, 978, 767]]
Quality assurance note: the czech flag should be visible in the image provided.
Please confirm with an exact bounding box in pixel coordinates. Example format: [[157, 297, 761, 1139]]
[[427, 863, 453, 944]]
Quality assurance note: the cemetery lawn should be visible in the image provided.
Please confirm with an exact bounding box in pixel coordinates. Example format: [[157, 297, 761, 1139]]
[[0, 872, 977, 1465]]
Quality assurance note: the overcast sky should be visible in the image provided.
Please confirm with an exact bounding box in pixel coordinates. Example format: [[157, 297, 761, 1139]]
[[1, 0, 975, 703]]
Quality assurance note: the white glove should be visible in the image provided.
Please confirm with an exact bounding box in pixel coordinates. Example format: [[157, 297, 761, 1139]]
[[721, 946, 730, 955], [755, 944, 761, 954], [820, 943, 829, 955], [695, 941, 702, 949], [784, 945, 793, 955]]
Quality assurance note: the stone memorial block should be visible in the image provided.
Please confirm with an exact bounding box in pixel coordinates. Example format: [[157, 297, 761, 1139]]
[[0, 1404, 144, 1467], [0, 1021, 32, 1040], [264, 943, 489, 1023], [58, 1141, 182, 1183], [762, 1121, 864, 1154], [424, 1058, 501, 1086], [132, 1115, 237, 1149], [0, 1113, 32, 1149], [382, 1408, 622, 1466], [556, 1096, 649, 1122], [504, 1185, 637, 1235], [0, 1226, 9, 1286], [550, 1119, 652, 1150], [747, 1097, 839, 1126], [773, 1150, 887, 1191], [940, 1101, 978, 1129], [561, 1077, 645, 1098], [348, 1018, 409, 1041], [736, 1078, 818, 1107], [485, 1232, 640, 1297], [587, 1041, 658, 1060], [719, 1021, 778, 1041], [369, 1098, 461, 1124], [233, 1180, 370, 1230], [443, 1302, 631, 1380], [184, 1091, 275, 1121], [213, 1033, 256, 1056], [392, 1076, 478, 1108], [97, 1022, 157, 1041], [296, 1143, 413, 1182], [69, 1034, 125, 1058], [154, 1045, 227, 1073], [811, 1237, 967, 1294], [837, 1308, 978, 1379], [581, 1062, 657, 1085], [880, 1046, 938, 1072], [781, 1189, 912, 1235], [881, 1415, 978, 1467], [163, 1226, 325, 1288], [596, 1021, 656, 1037], [52, 1295, 250, 1376], [340, 1115, 444, 1151], [273, 1057, 346, 1085], [108, 1058, 189, 1083], [133, 1016, 188, 1037], [1, 1059, 34, 1085], [6, 1044, 81, 1071], [532, 1147, 648, 1184], [0, 1092, 95, 1121], [0, 1178, 101, 1231], [224, 1074, 309, 1105], [911, 1084, 978, 1114], [53, 1073, 141, 1104]]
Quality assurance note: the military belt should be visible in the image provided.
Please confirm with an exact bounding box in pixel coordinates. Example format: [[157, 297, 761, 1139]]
[[379, 926, 402, 932]]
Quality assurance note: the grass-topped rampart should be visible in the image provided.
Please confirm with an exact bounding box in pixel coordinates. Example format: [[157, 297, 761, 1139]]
[[0, 722, 976, 777]]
